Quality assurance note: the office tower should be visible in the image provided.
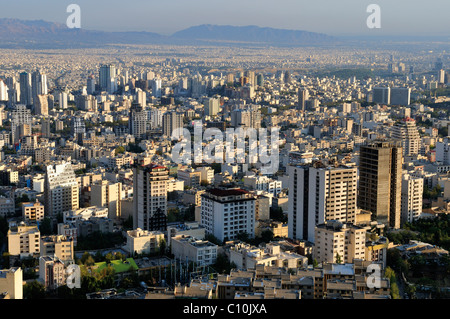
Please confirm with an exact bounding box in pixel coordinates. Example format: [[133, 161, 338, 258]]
[[162, 111, 184, 137], [204, 97, 220, 116], [90, 180, 122, 220], [438, 69, 446, 84], [99, 64, 116, 91], [133, 163, 169, 231], [87, 74, 96, 94], [34, 94, 49, 116], [372, 87, 390, 105], [200, 188, 256, 242], [313, 220, 366, 264], [19, 72, 32, 106], [129, 103, 148, 140], [288, 163, 358, 243], [0, 79, 8, 101], [297, 88, 309, 111], [391, 118, 420, 157], [390, 87, 411, 106], [358, 141, 403, 229], [401, 173, 423, 225], [31, 70, 48, 103], [151, 78, 162, 98], [44, 162, 79, 216]]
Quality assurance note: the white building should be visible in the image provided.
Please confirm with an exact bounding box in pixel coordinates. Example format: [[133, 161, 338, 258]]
[[243, 175, 282, 196], [171, 235, 218, 266], [44, 162, 79, 216], [200, 188, 256, 242], [401, 173, 424, 225]]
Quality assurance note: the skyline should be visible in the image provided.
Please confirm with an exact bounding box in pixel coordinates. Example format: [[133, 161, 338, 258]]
[[0, 0, 449, 38]]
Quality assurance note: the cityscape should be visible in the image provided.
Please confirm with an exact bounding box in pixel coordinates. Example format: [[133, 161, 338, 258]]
[[0, 1, 449, 308]]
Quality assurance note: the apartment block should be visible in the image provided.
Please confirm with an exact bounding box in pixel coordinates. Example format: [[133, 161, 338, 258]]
[[22, 200, 45, 223], [201, 188, 256, 242], [171, 235, 218, 266], [401, 173, 424, 225], [124, 228, 165, 255], [313, 220, 366, 264], [39, 256, 66, 290], [0, 268, 23, 299], [90, 180, 122, 219], [40, 235, 74, 263], [7, 222, 40, 257]]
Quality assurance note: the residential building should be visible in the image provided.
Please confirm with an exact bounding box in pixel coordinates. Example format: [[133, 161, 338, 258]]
[[124, 228, 165, 255], [90, 180, 122, 220], [44, 162, 79, 217], [358, 141, 403, 229], [22, 200, 45, 223], [200, 188, 256, 242], [313, 220, 367, 264], [133, 163, 169, 231], [7, 222, 40, 257], [39, 256, 66, 290], [0, 268, 23, 299], [171, 235, 218, 266], [401, 173, 424, 225], [40, 235, 74, 263], [391, 118, 420, 157]]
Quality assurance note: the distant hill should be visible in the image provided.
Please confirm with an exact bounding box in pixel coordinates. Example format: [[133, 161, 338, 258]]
[[171, 24, 336, 45], [0, 18, 336, 48]]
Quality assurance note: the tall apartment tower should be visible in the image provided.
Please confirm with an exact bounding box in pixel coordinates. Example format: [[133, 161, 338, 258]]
[[133, 163, 169, 232], [391, 118, 420, 157], [34, 94, 49, 116], [287, 162, 358, 243], [162, 111, 184, 137], [358, 141, 403, 229], [10, 104, 32, 144], [129, 103, 148, 140], [401, 173, 423, 225], [44, 162, 79, 217], [297, 88, 309, 111]]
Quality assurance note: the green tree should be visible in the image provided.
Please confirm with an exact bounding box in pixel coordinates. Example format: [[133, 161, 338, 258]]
[[23, 280, 46, 299], [335, 253, 342, 264], [115, 146, 125, 155], [159, 238, 167, 256]]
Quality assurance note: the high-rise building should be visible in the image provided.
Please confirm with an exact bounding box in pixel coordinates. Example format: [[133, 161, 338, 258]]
[[288, 163, 358, 243], [129, 103, 148, 140], [19, 72, 32, 106], [44, 162, 79, 217], [34, 94, 49, 116], [358, 141, 403, 229], [99, 64, 116, 92], [87, 74, 96, 94], [372, 87, 390, 105], [204, 97, 220, 117], [391, 118, 420, 157], [90, 180, 122, 220], [401, 173, 423, 225], [162, 111, 184, 137], [31, 70, 48, 103], [151, 78, 162, 98], [200, 188, 256, 242], [230, 107, 261, 129], [0, 79, 8, 101], [390, 87, 411, 106], [297, 88, 309, 111], [438, 69, 446, 84], [133, 163, 169, 232], [10, 104, 32, 144]]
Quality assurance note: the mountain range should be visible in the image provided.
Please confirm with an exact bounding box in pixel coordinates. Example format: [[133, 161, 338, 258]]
[[0, 18, 337, 48]]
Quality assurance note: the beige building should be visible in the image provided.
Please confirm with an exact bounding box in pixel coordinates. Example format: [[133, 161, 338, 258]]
[[22, 200, 45, 222], [125, 228, 165, 255], [313, 221, 366, 264], [0, 268, 23, 299], [90, 180, 122, 219], [167, 221, 206, 248], [177, 168, 202, 188], [229, 243, 308, 270], [7, 222, 40, 257], [40, 235, 74, 263]]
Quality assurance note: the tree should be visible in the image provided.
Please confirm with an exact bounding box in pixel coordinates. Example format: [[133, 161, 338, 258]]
[[39, 217, 53, 235], [335, 253, 342, 264], [115, 146, 125, 156], [159, 238, 167, 256], [23, 280, 46, 299]]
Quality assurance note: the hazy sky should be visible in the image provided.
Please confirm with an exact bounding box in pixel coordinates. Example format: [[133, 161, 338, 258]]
[[2, 0, 449, 37]]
